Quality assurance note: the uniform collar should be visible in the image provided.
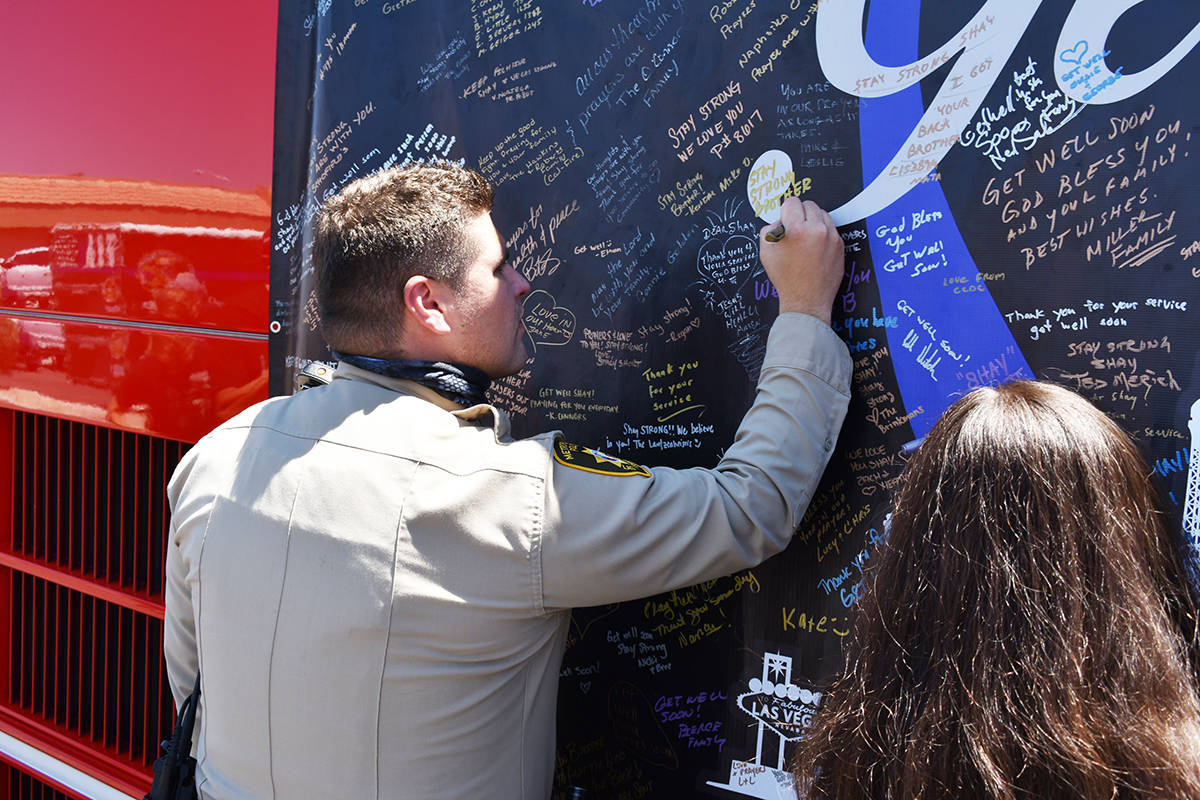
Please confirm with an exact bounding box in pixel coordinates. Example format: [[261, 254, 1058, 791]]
[[333, 361, 512, 439]]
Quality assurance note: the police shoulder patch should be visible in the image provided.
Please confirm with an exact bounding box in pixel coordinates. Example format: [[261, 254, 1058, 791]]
[[553, 439, 650, 478]]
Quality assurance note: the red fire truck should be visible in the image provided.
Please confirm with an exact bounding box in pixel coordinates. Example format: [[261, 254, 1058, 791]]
[[0, 2, 278, 796]]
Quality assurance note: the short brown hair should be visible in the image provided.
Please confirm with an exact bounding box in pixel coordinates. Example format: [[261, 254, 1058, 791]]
[[794, 381, 1200, 799], [313, 161, 494, 356]]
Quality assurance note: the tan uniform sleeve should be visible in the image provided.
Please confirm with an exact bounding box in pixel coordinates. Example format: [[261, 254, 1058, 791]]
[[539, 312, 852, 610], [164, 450, 203, 710]]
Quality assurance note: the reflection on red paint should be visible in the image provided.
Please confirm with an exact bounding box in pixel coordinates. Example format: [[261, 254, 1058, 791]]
[[0, 176, 271, 442], [0, 316, 267, 443], [40, 221, 266, 330]]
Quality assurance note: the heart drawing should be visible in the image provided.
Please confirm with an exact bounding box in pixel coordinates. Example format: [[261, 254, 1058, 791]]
[[522, 289, 577, 351], [1059, 40, 1088, 65], [696, 234, 761, 299]]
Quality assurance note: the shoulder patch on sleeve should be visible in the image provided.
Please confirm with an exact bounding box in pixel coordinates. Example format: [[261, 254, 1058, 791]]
[[553, 439, 650, 478]]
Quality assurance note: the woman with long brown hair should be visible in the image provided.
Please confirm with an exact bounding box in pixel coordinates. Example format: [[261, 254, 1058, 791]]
[[794, 381, 1200, 799]]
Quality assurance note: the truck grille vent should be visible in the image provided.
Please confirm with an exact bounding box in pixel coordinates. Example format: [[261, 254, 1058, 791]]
[[2, 411, 190, 793]]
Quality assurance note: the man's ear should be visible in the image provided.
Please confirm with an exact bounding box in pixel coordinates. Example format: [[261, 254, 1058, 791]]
[[403, 275, 453, 335]]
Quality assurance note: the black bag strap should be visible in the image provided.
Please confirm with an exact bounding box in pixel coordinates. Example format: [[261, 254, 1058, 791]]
[[144, 673, 201, 800], [174, 673, 201, 754]]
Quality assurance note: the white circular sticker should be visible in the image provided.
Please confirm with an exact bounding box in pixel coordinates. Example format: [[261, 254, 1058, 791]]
[[746, 149, 795, 224]]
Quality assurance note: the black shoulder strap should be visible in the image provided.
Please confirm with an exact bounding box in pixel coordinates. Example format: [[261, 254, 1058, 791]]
[[144, 673, 201, 800], [176, 673, 201, 749]]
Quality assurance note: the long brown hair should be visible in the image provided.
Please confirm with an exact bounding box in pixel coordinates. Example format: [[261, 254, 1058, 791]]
[[794, 381, 1200, 799]]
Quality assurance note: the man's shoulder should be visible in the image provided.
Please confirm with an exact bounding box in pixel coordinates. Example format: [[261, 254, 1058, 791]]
[[213, 393, 289, 431], [201, 377, 413, 440], [241, 381, 558, 469]]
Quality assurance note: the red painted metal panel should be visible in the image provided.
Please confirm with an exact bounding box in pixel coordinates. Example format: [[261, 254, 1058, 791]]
[[1, 218, 268, 334], [0, 0, 278, 793], [0, 0, 278, 443], [0, 708, 149, 799], [0, 212, 267, 335], [0, 316, 260, 451], [0, 761, 81, 800]]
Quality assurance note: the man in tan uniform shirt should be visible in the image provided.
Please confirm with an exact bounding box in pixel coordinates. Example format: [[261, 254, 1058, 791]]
[[164, 162, 851, 798]]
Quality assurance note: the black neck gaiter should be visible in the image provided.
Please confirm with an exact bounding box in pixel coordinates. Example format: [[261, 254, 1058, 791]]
[[333, 353, 492, 408]]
